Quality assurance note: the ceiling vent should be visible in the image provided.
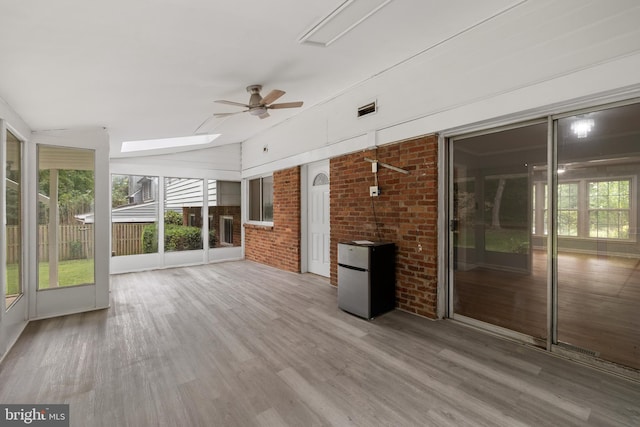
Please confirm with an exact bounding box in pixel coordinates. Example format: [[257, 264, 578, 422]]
[[357, 101, 377, 118]]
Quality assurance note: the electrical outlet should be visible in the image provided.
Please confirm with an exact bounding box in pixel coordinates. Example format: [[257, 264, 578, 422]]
[[369, 186, 380, 197]]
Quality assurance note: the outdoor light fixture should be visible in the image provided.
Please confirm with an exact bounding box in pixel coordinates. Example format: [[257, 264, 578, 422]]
[[571, 118, 594, 139]]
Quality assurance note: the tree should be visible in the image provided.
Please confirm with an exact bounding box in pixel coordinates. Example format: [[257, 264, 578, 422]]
[[491, 178, 506, 229], [112, 175, 130, 208], [38, 169, 94, 224]]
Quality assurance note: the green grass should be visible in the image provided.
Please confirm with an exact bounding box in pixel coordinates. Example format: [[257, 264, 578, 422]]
[[6, 259, 95, 295], [455, 228, 529, 253], [485, 228, 529, 253]]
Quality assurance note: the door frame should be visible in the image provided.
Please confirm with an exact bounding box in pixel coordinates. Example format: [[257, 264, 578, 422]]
[[301, 160, 330, 276], [0, 120, 29, 361], [442, 97, 640, 380], [28, 129, 110, 320]]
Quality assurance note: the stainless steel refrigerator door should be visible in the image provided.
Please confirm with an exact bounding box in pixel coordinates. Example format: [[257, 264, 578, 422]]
[[337, 243, 369, 270], [337, 265, 370, 318]]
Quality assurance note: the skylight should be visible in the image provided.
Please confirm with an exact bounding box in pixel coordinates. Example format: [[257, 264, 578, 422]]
[[121, 134, 220, 153]]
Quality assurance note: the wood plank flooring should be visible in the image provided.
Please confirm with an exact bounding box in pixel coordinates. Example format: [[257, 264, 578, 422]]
[[1, 260, 639, 426]]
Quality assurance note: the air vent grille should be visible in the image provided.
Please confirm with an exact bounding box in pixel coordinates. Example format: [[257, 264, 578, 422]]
[[357, 101, 377, 117]]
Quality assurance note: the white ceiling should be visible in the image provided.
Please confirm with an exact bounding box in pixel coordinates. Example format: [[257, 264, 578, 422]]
[[0, 0, 521, 157]]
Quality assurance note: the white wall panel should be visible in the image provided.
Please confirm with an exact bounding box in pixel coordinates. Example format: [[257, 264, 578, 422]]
[[111, 143, 241, 179]]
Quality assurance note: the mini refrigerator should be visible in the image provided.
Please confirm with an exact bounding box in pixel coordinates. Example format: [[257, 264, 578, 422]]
[[337, 241, 395, 319]]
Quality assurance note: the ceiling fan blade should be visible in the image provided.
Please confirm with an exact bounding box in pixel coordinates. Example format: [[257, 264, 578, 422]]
[[214, 100, 250, 108], [261, 89, 285, 105], [269, 101, 304, 109], [258, 112, 270, 120], [213, 110, 248, 117]]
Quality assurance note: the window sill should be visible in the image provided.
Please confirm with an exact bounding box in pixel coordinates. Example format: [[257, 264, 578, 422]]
[[244, 222, 274, 231]]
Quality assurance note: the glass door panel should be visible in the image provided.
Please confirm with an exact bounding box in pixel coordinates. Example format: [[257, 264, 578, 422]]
[[556, 102, 640, 369], [163, 177, 204, 252], [37, 146, 95, 289], [451, 123, 548, 340], [5, 130, 22, 309]]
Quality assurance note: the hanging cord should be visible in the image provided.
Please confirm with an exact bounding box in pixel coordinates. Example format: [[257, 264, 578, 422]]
[[370, 195, 382, 241], [371, 168, 382, 241]]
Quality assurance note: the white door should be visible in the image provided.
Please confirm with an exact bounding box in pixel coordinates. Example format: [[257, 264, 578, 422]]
[[307, 161, 330, 277], [30, 130, 110, 320]]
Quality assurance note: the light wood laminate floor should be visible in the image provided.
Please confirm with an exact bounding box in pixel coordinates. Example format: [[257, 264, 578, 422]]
[[1, 260, 639, 426]]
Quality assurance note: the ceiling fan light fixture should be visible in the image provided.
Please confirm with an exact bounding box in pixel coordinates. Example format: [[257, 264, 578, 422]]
[[571, 118, 594, 139], [249, 107, 268, 116]]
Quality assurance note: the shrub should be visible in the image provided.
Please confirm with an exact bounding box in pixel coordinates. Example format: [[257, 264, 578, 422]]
[[142, 224, 158, 253], [142, 221, 209, 252], [208, 229, 216, 248], [164, 224, 202, 251], [164, 210, 183, 226], [69, 240, 84, 259]]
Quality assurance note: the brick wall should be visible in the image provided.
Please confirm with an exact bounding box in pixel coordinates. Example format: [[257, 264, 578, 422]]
[[244, 167, 301, 272], [209, 206, 241, 247], [330, 135, 438, 318]]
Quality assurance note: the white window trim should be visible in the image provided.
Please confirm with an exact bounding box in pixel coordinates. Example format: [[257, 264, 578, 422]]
[[246, 175, 274, 226], [532, 175, 636, 242]]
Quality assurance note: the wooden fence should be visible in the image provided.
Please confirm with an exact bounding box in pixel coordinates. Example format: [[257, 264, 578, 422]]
[[7, 225, 95, 263], [111, 223, 150, 256], [6, 223, 152, 263]]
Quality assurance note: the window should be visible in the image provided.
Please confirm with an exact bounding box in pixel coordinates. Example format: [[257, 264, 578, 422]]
[[209, 180, 241, 248], [558, 183, 578, 236], [249, 176, 273, 222], [532, 178, 634, 240], [111, 175, 159, 256], [313, 173, 329, 186], [142, 178, 153, 201], [588, 179, 630, 239], [221, 216, 234, 245], [164, 178, 204, 251]]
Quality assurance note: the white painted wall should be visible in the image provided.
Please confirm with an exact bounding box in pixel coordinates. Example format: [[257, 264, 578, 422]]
[[241, 0, 640, 176]]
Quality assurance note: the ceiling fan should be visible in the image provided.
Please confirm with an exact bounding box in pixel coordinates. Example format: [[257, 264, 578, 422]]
[[214, 85, 303, 120]]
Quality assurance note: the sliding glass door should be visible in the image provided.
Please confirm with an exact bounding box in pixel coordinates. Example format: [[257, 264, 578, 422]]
[[556, 102, 640, 369], [450, 122, 548, 341], [450, 100, 640, 371]]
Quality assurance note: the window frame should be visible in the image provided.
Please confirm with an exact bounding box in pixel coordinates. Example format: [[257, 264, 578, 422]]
[[247, 175, 274, 225], [532, 176, 636, 242], [586, 177, 633, 240]]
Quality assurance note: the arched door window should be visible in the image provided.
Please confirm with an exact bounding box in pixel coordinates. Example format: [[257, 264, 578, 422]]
[[313, 173, 329, 186]]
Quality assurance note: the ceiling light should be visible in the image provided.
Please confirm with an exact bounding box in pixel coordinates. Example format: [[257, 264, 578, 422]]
[[299, 0, 393, 47], [121, 134, 220, 153], [571, 118, 594, 139]]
